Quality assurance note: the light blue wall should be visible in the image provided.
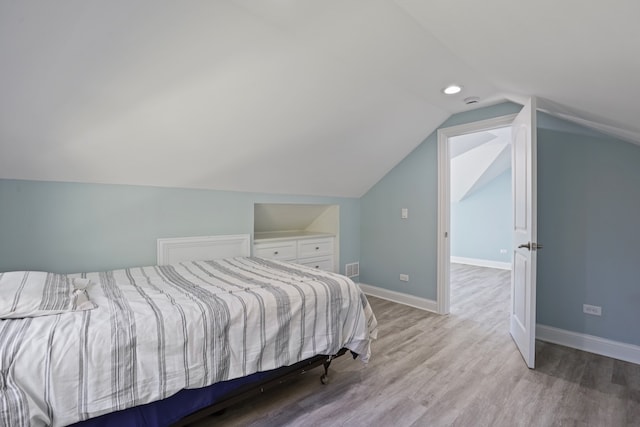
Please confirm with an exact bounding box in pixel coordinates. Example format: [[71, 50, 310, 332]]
[[360, 101, 640, 347], [360, 102, 523, 300], [537, 127, 640, 346], [451, 169, 512, 263], [0, 180, 360, 274]]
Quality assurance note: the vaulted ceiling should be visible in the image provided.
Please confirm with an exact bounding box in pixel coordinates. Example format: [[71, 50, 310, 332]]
[[450, 127, 511, 203], [1, 1, 638, 197]]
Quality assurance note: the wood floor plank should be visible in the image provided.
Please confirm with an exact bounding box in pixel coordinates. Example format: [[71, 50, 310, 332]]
[[191, 265, 640, 426]]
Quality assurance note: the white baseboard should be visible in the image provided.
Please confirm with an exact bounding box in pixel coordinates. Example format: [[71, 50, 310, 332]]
[[536, 324, 640, 365], [450, 256, 511, 270], [357, 283, 438, 313]]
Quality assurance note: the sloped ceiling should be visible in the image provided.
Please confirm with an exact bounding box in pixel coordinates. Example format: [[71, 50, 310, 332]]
[[1, 1, 638, 197], [450, 127, 511, 202], [254, 203, 331, 233]]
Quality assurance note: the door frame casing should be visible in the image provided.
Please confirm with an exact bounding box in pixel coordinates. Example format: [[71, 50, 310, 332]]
[[436, 113, 518, 315]]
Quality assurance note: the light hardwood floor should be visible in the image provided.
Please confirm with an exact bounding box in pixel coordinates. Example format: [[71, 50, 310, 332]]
[[193, 264, 640, 426]]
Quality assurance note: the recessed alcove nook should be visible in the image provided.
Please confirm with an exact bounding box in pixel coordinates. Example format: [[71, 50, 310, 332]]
[[253, 203, 339, 272]]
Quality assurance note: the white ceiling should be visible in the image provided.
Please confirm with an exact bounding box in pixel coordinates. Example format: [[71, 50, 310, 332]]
[[1, 1, 638, 197]]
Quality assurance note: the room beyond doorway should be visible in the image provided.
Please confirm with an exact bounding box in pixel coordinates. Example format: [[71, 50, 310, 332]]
[[436, 114, 517, 315]]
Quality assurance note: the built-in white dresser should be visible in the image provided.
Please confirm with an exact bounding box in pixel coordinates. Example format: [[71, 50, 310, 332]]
[[253, 231, 335, 272]]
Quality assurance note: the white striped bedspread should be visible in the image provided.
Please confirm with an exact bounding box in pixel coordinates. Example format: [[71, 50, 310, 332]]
[[0, 257, 378, 427]]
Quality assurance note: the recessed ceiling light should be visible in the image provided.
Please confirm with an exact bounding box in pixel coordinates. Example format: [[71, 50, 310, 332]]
[[443, 85, 462, 95]]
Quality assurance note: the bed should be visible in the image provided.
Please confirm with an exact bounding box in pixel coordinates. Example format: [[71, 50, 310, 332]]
[[0, 234, 378, 427]]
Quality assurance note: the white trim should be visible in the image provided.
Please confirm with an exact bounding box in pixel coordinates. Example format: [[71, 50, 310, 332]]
[[439, 114, 519, 139], [450, 256, 511, 270], [437, 126, 451, 314], [536, 324, 640, 365], [157, 234, 251, 265], [357, 283, 438, 313], [437, 113, 518, 315]]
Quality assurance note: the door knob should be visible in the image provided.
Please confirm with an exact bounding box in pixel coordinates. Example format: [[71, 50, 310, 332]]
[[518, 242, 543, 251]]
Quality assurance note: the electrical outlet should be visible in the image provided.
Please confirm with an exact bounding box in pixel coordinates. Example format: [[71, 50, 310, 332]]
[[583, 304, 602, 316], [399, 274, 409, 282], [401, 208, 408, 219], [500, 249, 508, 254]]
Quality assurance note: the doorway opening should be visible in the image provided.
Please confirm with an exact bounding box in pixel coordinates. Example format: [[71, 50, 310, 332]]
[[436, 114, 517, 316], [447, 125, 512, 319]]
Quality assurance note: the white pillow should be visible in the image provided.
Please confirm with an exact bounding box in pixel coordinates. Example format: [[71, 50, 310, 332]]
[[0, 271, 97, 319]]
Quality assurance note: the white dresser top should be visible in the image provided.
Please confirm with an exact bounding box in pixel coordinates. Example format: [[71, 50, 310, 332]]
[[254, 231, 334, 243]]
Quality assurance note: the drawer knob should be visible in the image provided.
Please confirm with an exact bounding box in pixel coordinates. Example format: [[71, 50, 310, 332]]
[[315, 247, 320, 250], [315, 265, 320, 268], [274, 251, 279, 255]]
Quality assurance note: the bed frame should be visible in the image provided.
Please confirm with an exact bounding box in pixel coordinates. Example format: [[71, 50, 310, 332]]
[[172, 348, 348, 426]]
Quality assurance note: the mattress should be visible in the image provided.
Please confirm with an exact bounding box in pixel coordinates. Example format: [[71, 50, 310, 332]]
[[0, 257, 377, 427]]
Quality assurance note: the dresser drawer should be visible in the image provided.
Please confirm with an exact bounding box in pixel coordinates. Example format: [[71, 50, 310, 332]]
[[297, 238, 334, 259], [253, 241, 297, 261], [297, 256, 334, 272]]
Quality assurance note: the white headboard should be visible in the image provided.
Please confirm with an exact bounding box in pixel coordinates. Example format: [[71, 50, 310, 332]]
[[156, 234, 251, 265]]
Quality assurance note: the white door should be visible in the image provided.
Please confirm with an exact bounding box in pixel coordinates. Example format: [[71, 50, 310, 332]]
[[510, 98, 538, 369]]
